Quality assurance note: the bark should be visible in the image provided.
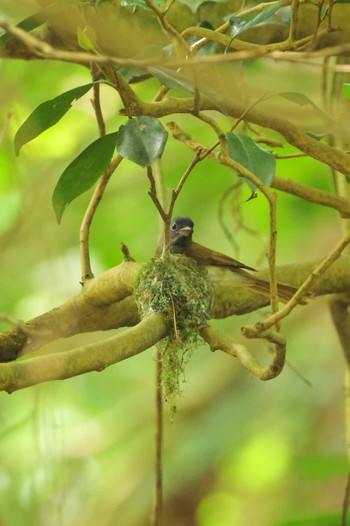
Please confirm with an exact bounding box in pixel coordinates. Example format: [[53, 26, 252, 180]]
[[1, 256, 350, 363]]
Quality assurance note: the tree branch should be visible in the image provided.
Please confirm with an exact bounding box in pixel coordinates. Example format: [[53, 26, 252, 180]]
[[2, 256, 350, 362], [0, 313, 168, 393], [200, 324, 286, 381]]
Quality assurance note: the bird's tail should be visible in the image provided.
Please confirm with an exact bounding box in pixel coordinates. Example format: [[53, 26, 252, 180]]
[[242, 274, 306, 304]]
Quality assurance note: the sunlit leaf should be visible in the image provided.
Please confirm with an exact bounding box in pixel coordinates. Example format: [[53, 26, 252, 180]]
[[77, 26, 97, 51], [343, 83, 350, 99], [226, 132, 276, 192], [116, 117, 168, 167], [227, 0, 290, 39], [120, 0, 164, 8], [178, 0, 227, 14], [15, 83, 95, 155], [52, 133, 117, 223]]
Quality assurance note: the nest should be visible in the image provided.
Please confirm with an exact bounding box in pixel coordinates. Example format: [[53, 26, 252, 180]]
[[135, 254, 214, 407]]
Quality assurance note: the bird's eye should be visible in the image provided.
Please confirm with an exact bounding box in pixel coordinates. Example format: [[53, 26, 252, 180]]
[[171, 223, 177, 231]]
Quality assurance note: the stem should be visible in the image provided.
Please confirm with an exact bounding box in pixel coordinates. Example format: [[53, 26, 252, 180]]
[[80, 154, 123, 281], [152, 350, 164, 526]]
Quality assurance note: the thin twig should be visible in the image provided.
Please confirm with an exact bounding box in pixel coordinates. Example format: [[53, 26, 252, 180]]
[[275, 153, 306, 159], [146, 166, 168, 223], [288, 0, 300, 44], [268, 191, 280, 324], [91, 66, 106, 137], [244, 229, 350, 338], [0, 19, 343, 70], [0, 110, 12, 149], [341, 469, 350, 526], [152, 348, 163, 526], [80, 154, 123, 281]]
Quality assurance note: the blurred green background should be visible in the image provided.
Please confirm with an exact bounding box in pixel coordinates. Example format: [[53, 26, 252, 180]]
[[0, 4, 349, 525]]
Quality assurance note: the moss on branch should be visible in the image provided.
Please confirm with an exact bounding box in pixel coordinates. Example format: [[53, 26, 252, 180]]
[[1, 256, 350, 363], [0, 313, 168, 393]]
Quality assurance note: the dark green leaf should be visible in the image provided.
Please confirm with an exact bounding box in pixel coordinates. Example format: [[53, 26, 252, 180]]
[[0, 13, 44, 47], [226, 132, 276, 192], [15, 83, 95, 155], [116, 117, 168, 167], [119, 66, 149, 82], [178, 0, 227, 13], [52, 133, 117, 223], [227, 0, 290, 39]]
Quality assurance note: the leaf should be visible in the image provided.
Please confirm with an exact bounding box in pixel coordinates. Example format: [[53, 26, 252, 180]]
[[343, 83, 350, 100], [52, 133, 117, 223], [116, 117, 168, 167], [273, 510, 341, 526], [227, 0, 290, 39], [15, 83, 95, 155], [120, 0, 164, 8], [178, 0, 227, 14], [278, 92, 338, 125], [0, 13, 45, 47], [148, 66, 227, 113], [226, 132, 276, 192], [77, 26, 97, 51]]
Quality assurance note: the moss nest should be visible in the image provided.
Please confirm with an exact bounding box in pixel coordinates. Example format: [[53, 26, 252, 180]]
[[135, 254, 214, 405]]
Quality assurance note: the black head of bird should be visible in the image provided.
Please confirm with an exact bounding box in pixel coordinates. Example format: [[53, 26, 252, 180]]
[[169, 216, 194, 253]]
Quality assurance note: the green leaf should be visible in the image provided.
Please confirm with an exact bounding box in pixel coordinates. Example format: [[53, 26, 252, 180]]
[[273, 511, 341, 526], [116, 117, 168, 167], [0, 13, 45, 47], [148, 66, 227, 113], [227, 0, 290, 39], [178, 0, 227, 14], [120, 0, 164, 9], [15, 83, 95, 155], [278, 92, 337, 124], [77, 26, 97, 51], [226, 132, 276, 192], [343, 83, 350, 100], [52, 133, 117, 223]]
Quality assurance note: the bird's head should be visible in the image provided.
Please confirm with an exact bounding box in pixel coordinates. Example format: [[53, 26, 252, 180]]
[[169, 216, 194, 249]]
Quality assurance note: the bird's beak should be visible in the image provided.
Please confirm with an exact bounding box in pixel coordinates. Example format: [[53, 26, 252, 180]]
[[178, 226, 193, 237]]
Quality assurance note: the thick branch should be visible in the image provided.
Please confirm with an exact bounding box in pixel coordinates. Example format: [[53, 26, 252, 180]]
[[139, 97, 350, 176], [0, 313, 168, 393], [1, 256, 350, 362]]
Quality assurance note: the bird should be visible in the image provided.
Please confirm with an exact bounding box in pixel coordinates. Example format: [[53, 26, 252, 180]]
[[158, 216, 300, 304]]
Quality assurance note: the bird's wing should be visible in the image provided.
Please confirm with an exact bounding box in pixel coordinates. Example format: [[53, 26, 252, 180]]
[[184, 242, 256, 271]]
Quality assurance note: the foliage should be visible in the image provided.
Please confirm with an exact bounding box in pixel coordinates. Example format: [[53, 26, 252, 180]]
[[1, 0, 350, 525]]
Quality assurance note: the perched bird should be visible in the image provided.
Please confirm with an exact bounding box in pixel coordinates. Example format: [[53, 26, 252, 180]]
[[159, 216, 299, 303]]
